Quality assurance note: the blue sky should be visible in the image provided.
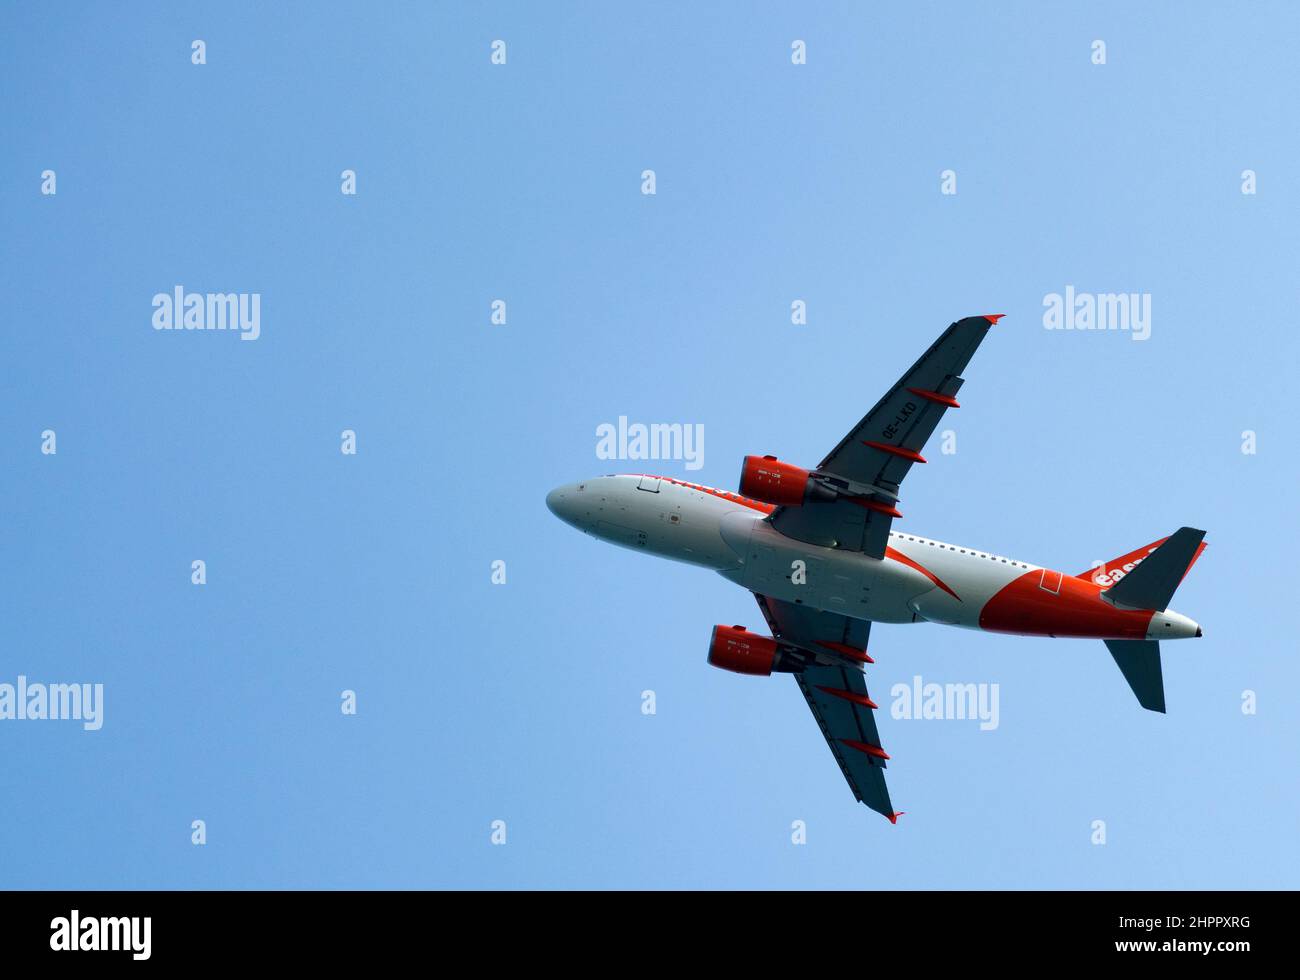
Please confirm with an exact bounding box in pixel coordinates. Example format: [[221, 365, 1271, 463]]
[[2, 2, 1296, 888]]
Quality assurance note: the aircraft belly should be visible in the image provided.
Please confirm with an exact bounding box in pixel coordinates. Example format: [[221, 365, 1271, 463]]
[[908, 586, 974, 627], [665, 514, 745, 569], [719, 515, 929, 623]]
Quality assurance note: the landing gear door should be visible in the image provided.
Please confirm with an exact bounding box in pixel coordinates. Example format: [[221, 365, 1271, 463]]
[[637, 476, 661, 492]]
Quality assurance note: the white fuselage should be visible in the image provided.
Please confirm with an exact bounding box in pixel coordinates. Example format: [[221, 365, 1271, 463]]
[[545, 474, 1200, 641]]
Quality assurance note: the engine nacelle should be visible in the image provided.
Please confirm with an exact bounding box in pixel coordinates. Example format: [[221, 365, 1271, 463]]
[[708, 625, 781, 675], [739, 455, 825, 506]]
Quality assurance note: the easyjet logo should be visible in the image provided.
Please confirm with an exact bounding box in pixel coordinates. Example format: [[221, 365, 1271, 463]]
[[1091, 548, 1158, 588]]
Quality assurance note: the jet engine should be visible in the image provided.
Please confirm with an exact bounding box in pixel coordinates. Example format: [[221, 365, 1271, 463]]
[[739, 454, 902, 517], [738, 455, 836, 507], [708, 625, 807, 675]]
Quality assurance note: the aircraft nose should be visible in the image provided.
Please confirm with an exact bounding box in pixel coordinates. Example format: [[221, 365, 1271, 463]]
[[546, 483, 580, 525], [547, 478, 610, 531]]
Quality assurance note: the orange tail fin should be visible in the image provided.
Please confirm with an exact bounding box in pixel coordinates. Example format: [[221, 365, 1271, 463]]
[[1078, 537, 1207, 587]]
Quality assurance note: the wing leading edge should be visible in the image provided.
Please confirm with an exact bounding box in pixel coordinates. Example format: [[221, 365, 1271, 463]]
[[755, 594, 900, 823]]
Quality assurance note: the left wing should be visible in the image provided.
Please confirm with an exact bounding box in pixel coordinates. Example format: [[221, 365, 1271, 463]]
[[755, 594, 900, 823], [769, 314, 1001, 558]]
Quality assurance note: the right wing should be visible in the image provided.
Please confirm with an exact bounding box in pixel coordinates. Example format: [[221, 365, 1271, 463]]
[[754, 594, 900, 823]]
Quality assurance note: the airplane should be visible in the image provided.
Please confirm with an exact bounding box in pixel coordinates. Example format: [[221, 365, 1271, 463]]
[[545, 314, 1207, 822]]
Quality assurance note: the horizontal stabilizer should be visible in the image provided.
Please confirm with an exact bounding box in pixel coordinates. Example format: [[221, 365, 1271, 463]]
[[1104, 639, 1166, 713], [1103, 527, 1206, 612]]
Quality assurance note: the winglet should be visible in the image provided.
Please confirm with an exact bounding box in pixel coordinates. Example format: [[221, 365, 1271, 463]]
[[984, 314, 1005, 324], [888, 811, 904, 825]]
